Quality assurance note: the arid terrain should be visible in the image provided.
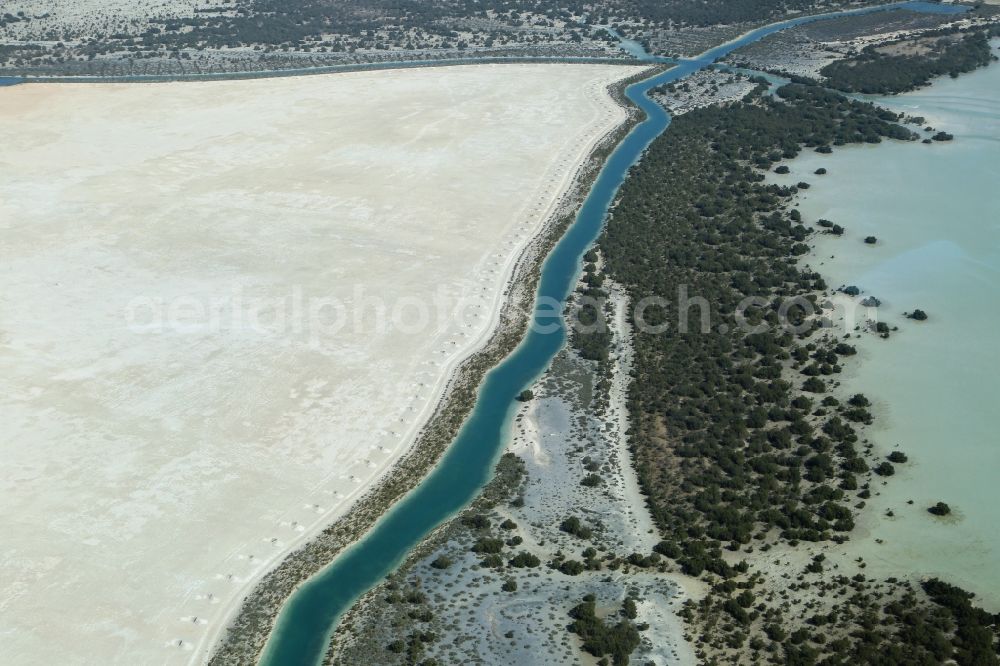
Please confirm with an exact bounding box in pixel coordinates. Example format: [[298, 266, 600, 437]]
[[0, 62, 638, 665]]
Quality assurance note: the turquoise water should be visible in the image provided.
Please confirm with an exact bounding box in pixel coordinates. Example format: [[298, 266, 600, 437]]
[[604, 27, 666, 61], [771, 49, 1000, 607], [259, 56, 680, 666], [256, 3, 971, 664]]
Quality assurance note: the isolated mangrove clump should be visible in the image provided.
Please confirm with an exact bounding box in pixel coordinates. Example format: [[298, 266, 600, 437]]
[[816, 217, 843, 233], [874, 461, 896, 477], [928, 502, 952, 516]]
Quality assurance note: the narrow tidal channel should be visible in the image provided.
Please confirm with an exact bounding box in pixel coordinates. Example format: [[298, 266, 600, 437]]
[[257, 3, 965, 663]]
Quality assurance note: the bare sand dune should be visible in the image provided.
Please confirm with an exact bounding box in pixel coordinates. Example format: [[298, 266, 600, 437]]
[[0, 63, 639, 664]]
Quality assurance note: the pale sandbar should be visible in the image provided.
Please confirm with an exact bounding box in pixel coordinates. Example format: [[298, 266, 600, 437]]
[[0, 63, 639, 664]]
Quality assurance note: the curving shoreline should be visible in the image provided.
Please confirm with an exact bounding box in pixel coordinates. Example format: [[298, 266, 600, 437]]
[[206, 64, 662, 666], [326, 275, 703, 665], [220, 7, 987, 664], [769, 54, 1000, 608], [3, 3, 995, 663]]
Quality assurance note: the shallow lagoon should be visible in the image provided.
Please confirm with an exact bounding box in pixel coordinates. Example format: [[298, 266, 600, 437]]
[[773, 50, 1000, 607]]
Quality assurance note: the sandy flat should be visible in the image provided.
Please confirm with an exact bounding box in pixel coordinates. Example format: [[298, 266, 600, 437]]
[[0, 63, 638, 665]]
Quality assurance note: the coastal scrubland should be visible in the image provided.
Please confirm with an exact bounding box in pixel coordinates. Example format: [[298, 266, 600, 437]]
[[0, 0, 621, 75], [328, 268, 698, 666], [2, 0, 909, 76], [598, 78, 999, 664], [819, 25, 1000, 93], [602, 83, 913, 571], [727, 7, 999, 80], [650, 70, 761, 116], [323, 41, 1000, 663], [6, 5, 998, 665]]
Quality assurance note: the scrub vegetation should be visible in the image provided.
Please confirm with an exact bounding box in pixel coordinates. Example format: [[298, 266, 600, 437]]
[[617, 0, 874, 28], [597, 79, 1000, 663], [201, 12, 1000, 666], [2, 0, 902, 76], [323, 73, 1000, 666], [819, 27, 1000, 94], [601, 82, 909, 563]]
